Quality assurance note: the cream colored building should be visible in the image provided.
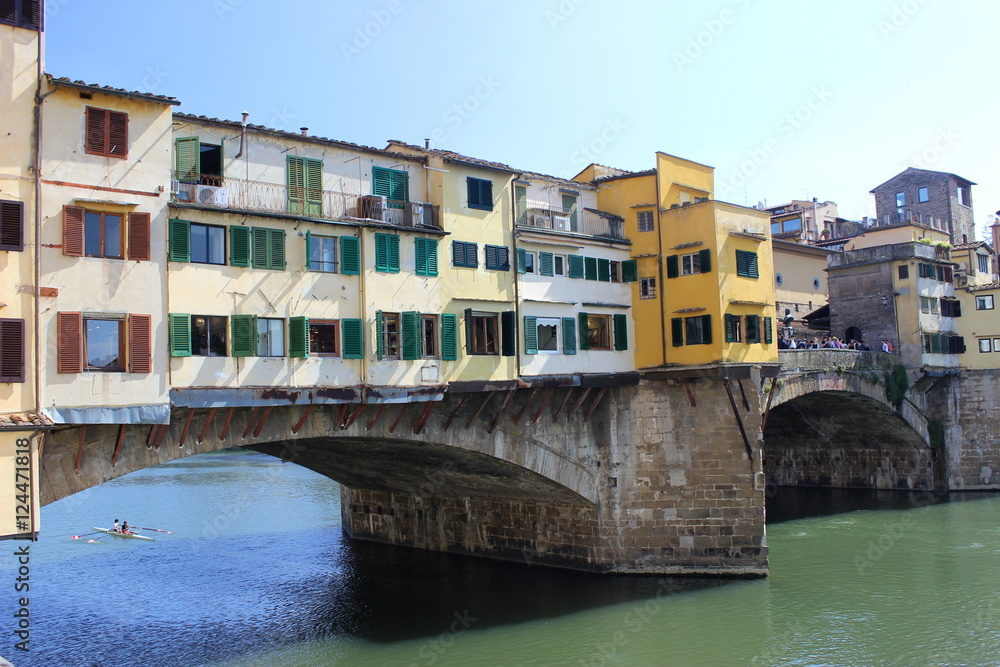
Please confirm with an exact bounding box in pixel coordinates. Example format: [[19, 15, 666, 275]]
[[771, 239, 831, 328]]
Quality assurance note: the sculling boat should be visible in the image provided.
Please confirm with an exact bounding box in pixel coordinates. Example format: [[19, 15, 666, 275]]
[[91, 527, 155, 541]]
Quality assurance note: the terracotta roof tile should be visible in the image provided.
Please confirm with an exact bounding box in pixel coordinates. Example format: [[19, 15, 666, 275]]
[[48, 75, 181, 105]]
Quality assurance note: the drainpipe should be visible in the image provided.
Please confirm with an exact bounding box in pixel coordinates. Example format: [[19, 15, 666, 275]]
[[510, 175, 522, 380], [358, 230, 368, 392], [234, 111, 248, 159], [654, 171, 667, 365]]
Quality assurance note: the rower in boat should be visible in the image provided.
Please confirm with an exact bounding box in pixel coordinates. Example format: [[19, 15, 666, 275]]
[[121, 521, 132, 535], [112, 519, 121, 533]]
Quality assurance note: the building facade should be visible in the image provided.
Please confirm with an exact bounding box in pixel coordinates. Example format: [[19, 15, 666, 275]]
[[871, 167, 976, 246]]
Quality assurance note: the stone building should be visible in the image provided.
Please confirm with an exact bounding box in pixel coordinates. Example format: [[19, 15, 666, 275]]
[[870, 167, 976, 246]]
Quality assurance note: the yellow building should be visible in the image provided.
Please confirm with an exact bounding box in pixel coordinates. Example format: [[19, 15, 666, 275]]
[[772, 239, 831, 329], [959, 282, 1000, 369]]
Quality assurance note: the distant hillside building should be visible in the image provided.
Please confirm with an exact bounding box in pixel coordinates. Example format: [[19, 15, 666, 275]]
[[764, 198, 838, 245], [870, 167, 976, 245]]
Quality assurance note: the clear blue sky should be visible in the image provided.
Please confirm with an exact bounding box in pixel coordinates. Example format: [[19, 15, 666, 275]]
[[43, 0, 1000, 237]]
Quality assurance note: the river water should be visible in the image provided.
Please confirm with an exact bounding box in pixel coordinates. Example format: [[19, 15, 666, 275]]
[[2, 449, 999, 667]]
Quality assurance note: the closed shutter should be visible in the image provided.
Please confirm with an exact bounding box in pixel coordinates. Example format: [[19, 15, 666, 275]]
[[107, 111, 128, 158], [568, 254, 585, 279], [725, 314, 736, 342], [585, 257, 598, 281], [402, 311, 421, 360], [175, 137, 200, 182], [270, 228, 286, 269], [737, 250, 759, 278], [63, 205, 85, 257], [169, 314, 192, 357], [85, 107, 107, 155], [168, 218, 191, 262], [289, 316, 309, 358], [671, 318, 684, 347], [340, 235, 360, 275], [523, 316, 538, 355], [666, 255, 679, 278], [466, 242, 479, 267], [539, 252, 554, 276], [373, 167, 409, 206], [453, 241, 467, 267], [562, 317, 577, 355], [305, 230, 312, 268], [464, 308, 474, 355], [496, 246, 510, 271], [127, 212, 151, 261], [622, 259, 638, 283], [341, 319, 364, 359], [764, 316, 773, 344], [375, 233, 399, 272], [614, 314, 628, 351], [441, 313, 458, 361], [415, 238, 437, 276], [304, 158, 323, 217], [501, 311, 516, 357], [516, 247, 526, 274], [579, 312, 590, 351], [0, 318, 25, 383], [0, 200, 24, 251], [252, 227, 269, 269], [699, 249, 712, 273], [701, 315, 713, 344], [128, 314, 152, 373], [230, 314, 258, 357], [375, 310, 384, 360], [58, 311, 84, 373], [388, 234, 399, 272], [287, 156, 305, 213], [597, 258, 611, 282], [485, 244, 498, 270], [229, 226, 251, 267]]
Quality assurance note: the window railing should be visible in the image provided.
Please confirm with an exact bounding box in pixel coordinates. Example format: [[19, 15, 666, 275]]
[[170, 173, 439, 229], [515, 204, 627, 241], [878, 209, 946, 232]]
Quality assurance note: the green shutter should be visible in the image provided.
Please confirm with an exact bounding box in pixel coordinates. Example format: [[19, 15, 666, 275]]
[[464, 308, 474, 355], [597, 258, 611, 282], [415, 238, 437, 276], [388, 234, 400, 272], [169, 313, 192, 357], [287, 156, 304, 214], [667, 255, 679, 278], [270, 228, 286, 270], [523, 316, 538, 355], [372, 166, 391, 198], [441, 313, 458, 361], [304, 158, 323, 217], [672, 318, 684, 347], [230, 226, 250, 267], [168, 218, 191, 262], [764, 316, 773, 344], [373, 167, 408, 207], [562, 317, 577, 355], [251, 227, 267, 268], [614, 314, 628, 351], [340, 236, 360, 275], [585, 257, 598, 281], [175, 137, 200, 182], [736, 250, 759, 278], [231, 314, 258, 357], [375, 310, 384, 360], [342, 319, 363, 359], [375, 233, 399, 272], [402, 311, 420, 360], [539, 252, 554, 276], [568, 254, 585, 279], [501, 311, 516, 357], [579, 312, 590, 350], [699, 249, 712, 273], [289, 316, 309, 358], [701, 315, 713, 345], [622, 259, 638, 283], [725, 314, 735, 343], [516, 247, 526, 274], [305, 230, 312, 269], [748, 252, 758, 278]]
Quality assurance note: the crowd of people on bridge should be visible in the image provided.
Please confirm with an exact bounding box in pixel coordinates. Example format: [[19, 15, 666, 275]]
[[778, 336, 877, 351]]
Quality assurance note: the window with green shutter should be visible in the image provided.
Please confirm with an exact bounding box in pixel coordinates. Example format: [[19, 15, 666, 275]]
[[501, 311, 516, 357], [467, 177, 493, 211], [698, 249, 712, 273], [287, 156, 323, 217], [402, 311, 421, 360], [745, 314, 761, 343], [598, 258, 611, 282], [562, 317, 577, 355], [372, 166, 409, 208], [341, 318, 364, 359], [375, 233, 400, 273], [453, 241, 478, 268], [523, 316, 538, 355], [289, 316, 309, 358], [251, 227, 285, 270], [724, 313, 741, 343], [671, 318, 684, 347], [414, 238, 438, 276], [516, 247, 526, 274], [539, 252, 554, 276], [229, 226, 251, 267], [568, 254, 585, 279], [175, 137, 200, 183], [736, 249, 759, 278], [666, 255, 679, 278], [340, 235, 360, 275], [585, 257, 598, 281], [578, 312, 590, 350], [485, 244, 509, 271], [613, 314, 628, 351], [622, 259, 638, 283], [230, 314, 258, 357], [168, 219, 191, 262], [169, 314, 192, 357], [441, 313, 458, 361], [763, 316, 773, 344]]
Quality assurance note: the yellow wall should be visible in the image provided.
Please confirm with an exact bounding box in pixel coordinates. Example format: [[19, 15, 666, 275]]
[[772, 241, 830, 317], [845, 225, 949, 251], [959, 286, 1000, 369], [656, 152, 714, 209]]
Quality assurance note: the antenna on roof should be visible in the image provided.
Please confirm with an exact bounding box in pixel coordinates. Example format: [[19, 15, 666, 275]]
[[425, 138, 430, 149]]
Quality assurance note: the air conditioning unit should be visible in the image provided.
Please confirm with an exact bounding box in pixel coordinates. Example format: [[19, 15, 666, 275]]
[[195, 184, 228, 206], [955, 275, 969, 288], [528, 213, 549, 228], [358, 194, 387, 221], [552, 214, 571, 231], [404, 202, 424, 227]]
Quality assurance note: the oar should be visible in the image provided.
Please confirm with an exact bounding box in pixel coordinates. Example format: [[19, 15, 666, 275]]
[[71, 531, 104, 540], [135, 526, 173, 534]]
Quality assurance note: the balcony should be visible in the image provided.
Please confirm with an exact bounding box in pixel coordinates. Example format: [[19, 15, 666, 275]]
[[877, 209, 947, 232], [515, 205, 626, 241], [169, 173, 439, 229]]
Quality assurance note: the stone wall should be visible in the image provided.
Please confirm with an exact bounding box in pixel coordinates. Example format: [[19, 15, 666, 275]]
[[948, 370, 1000, 488]]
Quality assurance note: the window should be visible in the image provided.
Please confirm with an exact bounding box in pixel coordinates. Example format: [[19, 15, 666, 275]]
[[745, 315, 761, 343], [922, 333, 965, 354], [310, 320, 340, 356], [190, 223, 226, 265], [725, 314, 743, 343], [257, 318, 284, 357], [249, 227, 286, 270], [553, 255, 566, 276], [377, 311, 401, 359], [978, 254, 990, 275], [374, 233, 400, 273], [895, 191, 906, 210], [85, 317, 124, 371], [341, 319, 364, 359], [193, 316, 227, 356], [681, 253, 702, 276], [453, 241, 479, 268], [976, 295, 994, 310], [920, 297, 939, 314], [772, 217, 802, 234], [0, 0, 41, 29], [372, 166, 409, 208], [598, 258, 612, 282], [775, 273, 783, 286], [936, 265, 953, 283], [958, 184, 971, 208], [898, 265, 909, 280], [539, 252, 555, 276], [735, 250, 759, 278], [979, 338, 991, 353], [84, 211, 123, 259], [414, 237, 438, 276], [287, 156, 323, 216], [568, 255, 585, 279], [671, 315, 712, 346], [60, 314, 148, 373], [667, 250, 711, 278], [0, 200, 24, 251], [583, 314, 612, 350], [584, 256, 598, 280], [637, 210, 655, 233], [537, 318, 559, 353], [994, 338, 1000, 353], [941, 299, 962, 318], [918, 187, 929, 203], [85, 107, 128, 158], [561, 194, 578, 231], [485, 244, 510, 271], [467, 177, 493, 211], [421, 315, 438, 358], [0, 318, 25, 383], [308, 234, 338, 272], [640, 277, 656, 299], [175, 137, 224, 184], [610, 261, 620, 282], [522, 251, 536, 274], [467, 312, 499, 355]]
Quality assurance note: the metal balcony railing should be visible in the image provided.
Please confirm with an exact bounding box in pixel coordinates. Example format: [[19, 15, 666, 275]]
[[170, 173, 439, 229], [515, 204, 627, 241], [877, 209, 947, 232]]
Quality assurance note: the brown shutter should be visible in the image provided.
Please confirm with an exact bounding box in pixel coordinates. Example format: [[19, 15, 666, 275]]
[[0, 318, 25, 383], [85, 107, 107, 155], [127, 212, 151, 261], [0, 200, 24, 251], [108, 111, 128, 158], [57, 312, 84, 373], [63, 205, 85, 256], [128, 313, 152, 373]]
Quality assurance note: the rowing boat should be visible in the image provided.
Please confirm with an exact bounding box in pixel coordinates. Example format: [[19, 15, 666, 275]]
[[91, 527, 155, 542]]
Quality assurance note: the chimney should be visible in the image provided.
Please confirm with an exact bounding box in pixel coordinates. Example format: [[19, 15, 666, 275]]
[[300, 127, 308, 136], [424, 138, 430, 149]]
